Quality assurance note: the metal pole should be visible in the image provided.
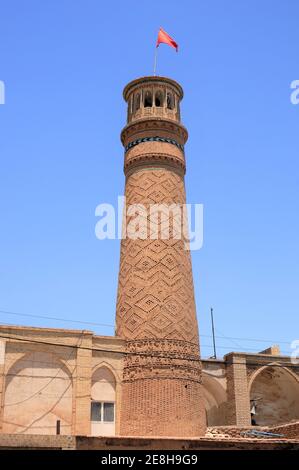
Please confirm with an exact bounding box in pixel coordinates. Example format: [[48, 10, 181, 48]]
[[56, 419, 61, 435], [153, 47, 158, 76], [211, 307, 217, 358]]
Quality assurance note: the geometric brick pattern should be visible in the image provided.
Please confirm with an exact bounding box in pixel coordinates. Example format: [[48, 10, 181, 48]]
[[115, 76, 206, 437], [116, 169, 199, 344]]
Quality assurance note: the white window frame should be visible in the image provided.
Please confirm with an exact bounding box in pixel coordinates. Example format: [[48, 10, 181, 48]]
[[91, 401, 115, 423]]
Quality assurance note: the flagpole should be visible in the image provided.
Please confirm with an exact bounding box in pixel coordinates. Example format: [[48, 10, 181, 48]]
[[153, 46, 158, 76]]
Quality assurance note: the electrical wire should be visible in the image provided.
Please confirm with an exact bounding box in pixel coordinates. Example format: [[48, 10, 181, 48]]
[[0, 332, 298, 370], [4, 332, 84, 408], [0, 308, 294, 346], [0, 309, 114, 329]]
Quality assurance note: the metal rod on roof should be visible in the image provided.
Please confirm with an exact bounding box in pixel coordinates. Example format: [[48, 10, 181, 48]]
[[211, 307, 217, 359]]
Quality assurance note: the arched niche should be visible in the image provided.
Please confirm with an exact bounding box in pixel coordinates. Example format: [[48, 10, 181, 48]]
[[91, 366, 116, 436], [3, 351, 72, 435], [91, 365, 116, 402], [249, 365, 299, 425]]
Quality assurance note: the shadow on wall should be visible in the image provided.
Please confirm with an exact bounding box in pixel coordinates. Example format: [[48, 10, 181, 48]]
[[249, 365, 299, 426], [202, 372, 227, 426]]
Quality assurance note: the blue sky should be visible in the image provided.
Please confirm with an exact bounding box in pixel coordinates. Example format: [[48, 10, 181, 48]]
[[0, 0, 298, 358]]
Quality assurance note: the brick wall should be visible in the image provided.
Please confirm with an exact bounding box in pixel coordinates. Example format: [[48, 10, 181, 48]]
[[76, 435, 299, 450], [0, 326, 124, 436], [0, 433, 298, 450], [207, 426, 267, 439], [226, 354, 251, 426], [269, 421, 299, 439], [0, 434, 75, 449], [208, 421, 299, 440]]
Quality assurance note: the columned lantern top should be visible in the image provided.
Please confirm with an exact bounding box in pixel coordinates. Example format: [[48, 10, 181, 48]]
[[123, 76, 184, 124]]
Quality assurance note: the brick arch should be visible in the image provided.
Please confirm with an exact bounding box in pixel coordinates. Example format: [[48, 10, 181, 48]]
[[249, 363, 299, 425], [248, 362, 299, 390], [3, 351, 73, 435], [91, 361, 120, 383], [5, 350, 74, 388]]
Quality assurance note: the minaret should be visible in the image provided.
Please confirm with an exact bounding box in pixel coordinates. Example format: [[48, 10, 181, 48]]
[[115, 76, 206, 437]]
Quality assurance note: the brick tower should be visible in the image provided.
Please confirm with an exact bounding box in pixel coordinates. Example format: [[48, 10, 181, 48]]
[[115, 76, 206, 437]]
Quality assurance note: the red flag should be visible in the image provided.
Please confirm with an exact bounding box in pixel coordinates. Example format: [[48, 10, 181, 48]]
[[156, 28, 178, 52]]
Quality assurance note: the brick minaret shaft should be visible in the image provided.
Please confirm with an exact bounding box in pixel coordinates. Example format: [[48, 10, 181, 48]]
[[115, 76, 206, 437]]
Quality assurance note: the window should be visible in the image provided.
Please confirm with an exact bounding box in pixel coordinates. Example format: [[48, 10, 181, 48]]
[[128, 96, 133, 119], [144, 90, 152, 107], [177, 101, 180, 119], [91, 401, 115, 422], [134, 93, 141, 112], [155, 91, 163, 107], [103, 402, 114, 422], [167, 92, 175, 110], [91, 402, 102, 422]]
